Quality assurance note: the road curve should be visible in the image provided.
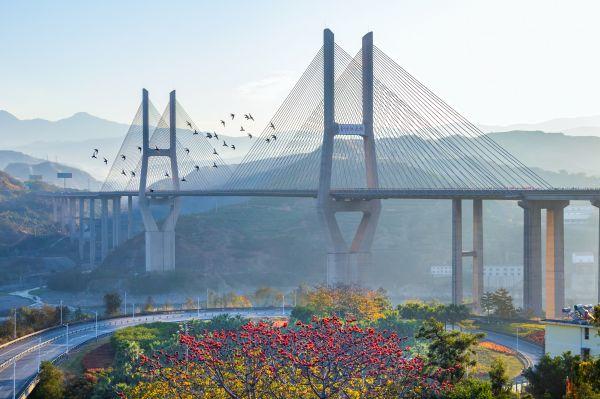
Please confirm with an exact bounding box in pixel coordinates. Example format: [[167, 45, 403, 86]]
[[0, 308, 287, 399]]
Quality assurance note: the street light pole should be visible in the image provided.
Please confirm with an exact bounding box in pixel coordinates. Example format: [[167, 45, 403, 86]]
[[12, 357, 16, 399], [95, 311, 98, 340], [132, 303, 135, 318], [37, 337, 41, 373], [124, 292, 127, 316], [60, 300, 63, 325], [13, 309, 17, 340], [65, 324, 69, 354]]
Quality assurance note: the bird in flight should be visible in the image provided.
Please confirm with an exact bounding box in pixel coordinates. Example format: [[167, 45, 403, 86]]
[[244, 114, 250, 120], [231, 144, 236, 150], [186, 121, 192, 128], [222, 141, 228, 147], [206, 132, 213, 139], [155, 145, 160, 152], [248, 113, 254, 121], [103, 158, 108, 164], [270, 122, 275, 130], [184, 148, 190, 154], [271, 134, 277, 141], [121, 154, 126, 160], [149, 189, 154, 193], [213, 149, 218, 155], [93, 148, 99, 153], [121, 169, 126, 176], [194, 165, 200, 171], [220, 120, 225, 127], [131, 171, 136, 177], [240, 126, 245, 132], [181, 177, 187, 182], [212, 162, 218, 168], [214, 132, 219, 140], [193, 130, 199, 135], [165, 172, 170, 177], [265, 138, 271, 143], [137, 146, 142, 152], [230, 113, 235, 120], [247, 133, 253, 139], [91, 153, 97, 159]]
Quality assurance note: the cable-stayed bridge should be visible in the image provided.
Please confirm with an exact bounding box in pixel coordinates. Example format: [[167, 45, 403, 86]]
[[49, 29, 600, 318]]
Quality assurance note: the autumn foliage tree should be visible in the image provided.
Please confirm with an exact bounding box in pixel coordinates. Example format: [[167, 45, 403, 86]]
[[126, 317, 452, 399]]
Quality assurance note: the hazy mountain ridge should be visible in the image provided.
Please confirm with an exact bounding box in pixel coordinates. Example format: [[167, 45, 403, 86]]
[[479, 114, 600, 136]]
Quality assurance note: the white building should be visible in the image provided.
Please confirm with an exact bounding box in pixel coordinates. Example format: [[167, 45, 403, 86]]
[[544, 319, 600, 359]]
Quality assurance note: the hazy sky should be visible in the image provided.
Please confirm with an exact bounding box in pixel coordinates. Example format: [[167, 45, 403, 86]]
[[2, 0, 600, 133]]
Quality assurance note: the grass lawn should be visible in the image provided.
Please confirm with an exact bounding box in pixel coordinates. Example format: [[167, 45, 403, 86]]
[[471, 344, 524, 379], [59, 336, 111, 374], [470, 319, 545, 346]]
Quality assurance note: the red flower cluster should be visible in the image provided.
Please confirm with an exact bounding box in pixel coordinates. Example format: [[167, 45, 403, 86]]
[[136, 317, 452, 398]]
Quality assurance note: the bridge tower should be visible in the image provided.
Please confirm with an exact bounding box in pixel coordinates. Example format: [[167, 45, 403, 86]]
[[139, 89, 181, 272], [318, 29, 381, 286]]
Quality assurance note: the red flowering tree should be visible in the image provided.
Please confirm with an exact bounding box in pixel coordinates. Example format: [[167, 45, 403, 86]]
[[129, 317, 452, 399]]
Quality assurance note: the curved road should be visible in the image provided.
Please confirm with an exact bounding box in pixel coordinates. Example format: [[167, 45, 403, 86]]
[[0, 308, 286, 399]]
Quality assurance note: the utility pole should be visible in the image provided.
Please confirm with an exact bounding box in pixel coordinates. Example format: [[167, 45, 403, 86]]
[[37, 337, 42, 372]]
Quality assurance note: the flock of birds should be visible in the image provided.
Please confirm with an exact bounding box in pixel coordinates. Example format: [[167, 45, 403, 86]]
[[91, 112, 278, 185]]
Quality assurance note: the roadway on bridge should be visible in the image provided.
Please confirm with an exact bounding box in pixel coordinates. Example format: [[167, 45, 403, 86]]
[[0, 308, 285, 399]]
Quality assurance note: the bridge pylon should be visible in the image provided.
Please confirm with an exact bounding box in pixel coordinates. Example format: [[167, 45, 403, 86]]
[[318, 29, 381, 286], [139, 89, 181, 272]]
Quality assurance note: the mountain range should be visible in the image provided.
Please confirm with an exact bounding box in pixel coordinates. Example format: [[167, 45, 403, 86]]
[[479, 114, 600, 137]]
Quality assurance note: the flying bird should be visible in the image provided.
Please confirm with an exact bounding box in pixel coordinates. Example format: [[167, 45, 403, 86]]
[[165, 172, 170, 177], [186, 121, 192, 128], [248, 113, 254, 121], [194, 165, 200, 171], [212, 162, 218, 168], [269, 122, 275, 130], [230, 113, 235, 120], [155, 145, 160, 152], [240, 126, 245, 132], [214, 132, 219, 140], [181, 177, 187, 182], [137, 146, 142, 152], [244, 114, 250, 120], [193, 130, 199, 135], [121, 154, 126, 160], [121, 170, 126, 176], [271, 134, 277, 140], [206, 132, 213, 139], [131, 171, 136, 177], [149, 189, 154, 193], [103, 158, 108, 164], [220, 120, 225, 127], [184, 148, 190, 154], [213, 149, 218, 155], [231, 144, 236, 150], [247, 133, 253, 139], [265, 138, 270, 143], [222, 141, 228, 147], [91, 154, 97, 159]]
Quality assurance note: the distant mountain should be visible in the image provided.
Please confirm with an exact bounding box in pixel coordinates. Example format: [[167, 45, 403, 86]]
[[479, 115, 600, 137], [4, 161, 100, 190], [0, 110, 128, 147], [0, 150, 42, 170]]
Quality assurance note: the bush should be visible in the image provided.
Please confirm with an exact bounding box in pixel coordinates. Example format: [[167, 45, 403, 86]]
[[445, 379, 493, 399], [30, 361, 64, 399]]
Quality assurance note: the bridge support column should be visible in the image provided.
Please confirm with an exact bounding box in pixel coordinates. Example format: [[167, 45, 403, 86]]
[[52, 198, 58, 223], [127, 195, 133, 240], [101, 197, 109, 261], [78, 198, 85, 261], [519, 201, 542, 316], [69, 198, 77, 242], [452, 199, 463, 305], [545, 203, 566, 319], [138, 89, 181, 272], [591, 200, 600, 305], [472, 199, 484, 311], [112, 197, 121, 247], [89, 198, 96, 266]]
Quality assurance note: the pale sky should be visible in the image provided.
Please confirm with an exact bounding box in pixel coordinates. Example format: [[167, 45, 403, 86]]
[[1, 0, 600, 133]]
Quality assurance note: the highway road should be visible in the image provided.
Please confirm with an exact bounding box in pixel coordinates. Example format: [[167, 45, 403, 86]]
[[0, 308, 286, 399]]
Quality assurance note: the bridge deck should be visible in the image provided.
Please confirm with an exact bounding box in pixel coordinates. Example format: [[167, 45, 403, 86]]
[[47, 188, 600, 202]]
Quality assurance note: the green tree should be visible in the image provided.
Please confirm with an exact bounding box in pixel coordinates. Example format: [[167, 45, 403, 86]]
[[104, 292, 122, 316], [30, 361, 64, 399], [492, 288, 515, 319], [445, 378, 493, 399], [523, 352, 579, 399], [481, 292, 494, 320], [416, 318, 483, 382], [489, 358, 510, 397]]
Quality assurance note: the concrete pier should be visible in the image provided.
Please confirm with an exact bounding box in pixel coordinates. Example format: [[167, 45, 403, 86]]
[[89, 198, 96, 266], [452, 199, 463, 305], [112, 197, 121, 247], [101, 198, 108, 260], [78, 198, 85, 261], [127, 195, 133, 240], [472, 199, 484, 310]]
